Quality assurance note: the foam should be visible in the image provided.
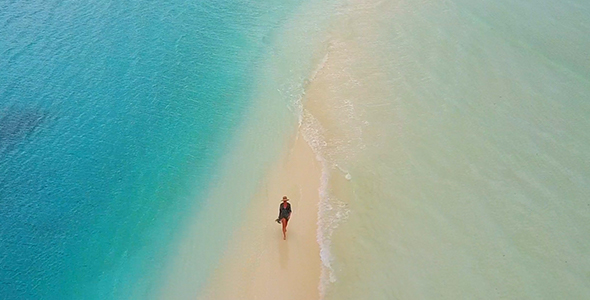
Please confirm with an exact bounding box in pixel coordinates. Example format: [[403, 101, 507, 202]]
[[296, 27, 370, 298], [300, 109, 350, 299]]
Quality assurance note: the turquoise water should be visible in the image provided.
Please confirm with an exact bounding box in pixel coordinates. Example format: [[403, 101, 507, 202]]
[[3, 0, 590, 299], [0, 0, 303, 299]]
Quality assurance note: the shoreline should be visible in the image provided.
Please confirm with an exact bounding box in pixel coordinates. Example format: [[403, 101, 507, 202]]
[[199, 131, 323, 300], [157, 1, 359, 297]]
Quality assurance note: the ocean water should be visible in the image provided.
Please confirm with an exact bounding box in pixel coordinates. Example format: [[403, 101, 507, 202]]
[[0, 0, 308, 299], [3, 0, 589, 299], [301, 0, 590, 299]]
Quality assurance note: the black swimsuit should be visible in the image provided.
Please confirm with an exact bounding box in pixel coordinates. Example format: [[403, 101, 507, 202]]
[[278, 202, 291, 221]]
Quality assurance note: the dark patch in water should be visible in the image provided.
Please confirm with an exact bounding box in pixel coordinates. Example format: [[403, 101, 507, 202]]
[[0, 108, 47, 153]]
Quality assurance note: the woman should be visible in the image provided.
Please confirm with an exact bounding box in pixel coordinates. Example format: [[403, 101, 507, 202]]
[[276, 196, 292, 240]]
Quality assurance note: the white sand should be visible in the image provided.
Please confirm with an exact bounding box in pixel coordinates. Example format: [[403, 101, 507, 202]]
[[200, 132, 323, 300]]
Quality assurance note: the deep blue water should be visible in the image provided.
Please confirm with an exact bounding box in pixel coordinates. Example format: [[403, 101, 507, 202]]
[[0, 0, 298, 298]]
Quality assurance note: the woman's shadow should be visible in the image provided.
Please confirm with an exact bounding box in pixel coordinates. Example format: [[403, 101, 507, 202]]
[[278, 232, 290, 269]]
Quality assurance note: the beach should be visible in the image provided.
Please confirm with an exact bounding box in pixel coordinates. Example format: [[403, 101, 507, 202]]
[[166, 2, 388, 298], [200, 132, 322, 300]]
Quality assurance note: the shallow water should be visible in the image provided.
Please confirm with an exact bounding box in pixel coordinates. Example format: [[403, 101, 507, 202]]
[[304, 0, 590, 298]]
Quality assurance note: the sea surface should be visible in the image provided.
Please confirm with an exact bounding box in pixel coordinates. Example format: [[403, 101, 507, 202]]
[[0, 0, 307, 299], [2, 0, 590, 299]]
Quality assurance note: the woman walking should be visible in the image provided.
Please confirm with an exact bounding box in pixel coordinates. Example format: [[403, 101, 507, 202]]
[[276, 196, 292, 240]]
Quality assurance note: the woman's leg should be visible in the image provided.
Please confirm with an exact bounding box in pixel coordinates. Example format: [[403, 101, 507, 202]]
[[281, 218, 287, 240]]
